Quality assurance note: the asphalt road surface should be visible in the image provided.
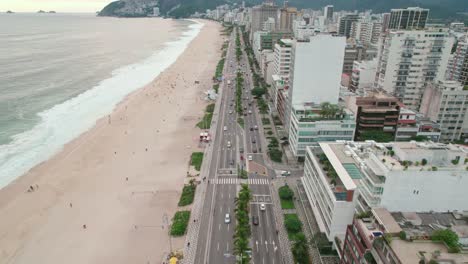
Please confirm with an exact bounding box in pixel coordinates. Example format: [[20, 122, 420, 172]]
[[194, 28, 283, 264]]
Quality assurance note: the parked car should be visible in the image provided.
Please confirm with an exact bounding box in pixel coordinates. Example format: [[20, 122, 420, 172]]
[[254, 125, 258, 130], [281, 171, 291, 176], [248, 155, 253, 161]]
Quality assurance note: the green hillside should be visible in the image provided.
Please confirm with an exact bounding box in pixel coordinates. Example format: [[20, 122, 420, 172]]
[[99, 0, 468, 22]]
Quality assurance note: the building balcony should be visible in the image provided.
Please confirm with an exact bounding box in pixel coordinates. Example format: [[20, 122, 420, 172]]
[[360, 116, 385, 121], [359, 123, 384, 128], [383, 121, 397, 126]]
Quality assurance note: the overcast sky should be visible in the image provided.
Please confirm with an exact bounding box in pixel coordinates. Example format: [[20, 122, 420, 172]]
[[0, 0, 113, 12]]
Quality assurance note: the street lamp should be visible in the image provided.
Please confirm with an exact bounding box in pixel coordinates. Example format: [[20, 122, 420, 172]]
[[162, 213, 173, 253]]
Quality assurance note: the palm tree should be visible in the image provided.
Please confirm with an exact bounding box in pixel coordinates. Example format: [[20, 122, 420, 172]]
[[292, 232, 309, 264]]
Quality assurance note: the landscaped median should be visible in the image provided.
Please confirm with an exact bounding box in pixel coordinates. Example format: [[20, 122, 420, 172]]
[[170, 210, 191, 236], [268, 137, 283, 163], [234, 184, 252, 263], [284, 213, 310, 264], [278, 185, 295, 209]]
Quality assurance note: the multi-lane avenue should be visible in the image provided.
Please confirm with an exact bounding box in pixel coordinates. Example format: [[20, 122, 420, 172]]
[[193, 28, 283, 264]]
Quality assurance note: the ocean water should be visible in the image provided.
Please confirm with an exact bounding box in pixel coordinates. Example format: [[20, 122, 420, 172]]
[[0, 13, 203, 188]]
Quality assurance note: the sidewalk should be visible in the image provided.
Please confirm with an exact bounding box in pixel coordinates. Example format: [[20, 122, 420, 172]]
[[182, 32, 230, 264]]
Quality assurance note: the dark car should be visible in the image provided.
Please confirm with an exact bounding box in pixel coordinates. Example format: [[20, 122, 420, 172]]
[[252, 139, 256, 144], [252, 216, 259, 225], [250, 127, 254, 131], [253, 148, 257, 153]]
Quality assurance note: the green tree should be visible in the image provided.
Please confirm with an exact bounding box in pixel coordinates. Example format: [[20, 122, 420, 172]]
[[359, 130, 395, 142], [285, 216, 302, 234], [268, 148, 283, 162], [251, 87, 266, 97], [279, 185, 294, 200], [291, 232, 310, 264], [432, 229, 460, 252]]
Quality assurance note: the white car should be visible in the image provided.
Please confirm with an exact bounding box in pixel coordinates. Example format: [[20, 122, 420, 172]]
[[248, 155, 253, 161], [248, 110, 252, 114], [229, 110, 233, 114], [260, 203, 266, 211], [224, 126, 227, 131], [225, 213, 231, 224], [281, 171, 291, 176]]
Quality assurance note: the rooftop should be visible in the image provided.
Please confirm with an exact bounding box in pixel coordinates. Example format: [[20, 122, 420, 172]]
[[321, 141, 468, 173]]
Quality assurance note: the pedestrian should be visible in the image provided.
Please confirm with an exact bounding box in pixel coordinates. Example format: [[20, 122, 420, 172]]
[[187, 242, 190, 247], [29, 185, 34, 192], [69, 203, 73, 208], [83, 224, 87, 229]]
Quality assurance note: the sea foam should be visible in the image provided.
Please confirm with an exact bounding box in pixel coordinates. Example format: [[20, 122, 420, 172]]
[[0, 20, 204, 189]]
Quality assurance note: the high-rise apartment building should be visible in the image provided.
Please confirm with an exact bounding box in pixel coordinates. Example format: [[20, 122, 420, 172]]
[[285, 35, 346, 132], [381, 13, 391, 32], [338, 14, 360, 38], [303, 141, 468, 244], [250, 3, 279, 40], [273, 39, 292, 78], [288, 103, 355, 157], [324, 5, 334, 21], [349, 59, 378, 95], [278, 6, 298, 31], [388, 7, 429, 30], [351, 91, 401, 141], [420, 80, 468, 142], [375, 30, 454, 111], [303, 143, 358, 242], [342, 39, 377, 75], [446, 38, 468, 86], [350, 20, 382, 46]]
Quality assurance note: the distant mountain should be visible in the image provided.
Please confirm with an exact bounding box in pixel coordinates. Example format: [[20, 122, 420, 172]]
[[99, 0, 468, 21], [98, 0, 158, 17]]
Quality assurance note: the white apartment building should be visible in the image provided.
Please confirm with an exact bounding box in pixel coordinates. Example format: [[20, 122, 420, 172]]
[[350, 20, 382, 47], [259, 50, 275, 85], [303, 143, 358, 242], [289, 103, 356, 157], [446, 37, 468, 86], [285, 35, 346, 132], [376, 29, 454, 111], [292, 20, 315, 41], [303, 141, 468, 242], [420, 80, 468, 142], [273, 39, 292, 79], [344, 141, 467, 212], [349, 59, 378, 95]]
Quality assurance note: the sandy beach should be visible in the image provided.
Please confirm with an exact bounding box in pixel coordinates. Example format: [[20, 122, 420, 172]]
[[0, 20, 222, 264]]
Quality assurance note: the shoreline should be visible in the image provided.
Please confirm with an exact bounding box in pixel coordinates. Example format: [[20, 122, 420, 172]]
[[0, 19, 202, 189], [0, 19, 223, 264]]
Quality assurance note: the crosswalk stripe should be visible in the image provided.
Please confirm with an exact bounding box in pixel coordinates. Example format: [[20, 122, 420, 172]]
[[211, 178, 270, 185]]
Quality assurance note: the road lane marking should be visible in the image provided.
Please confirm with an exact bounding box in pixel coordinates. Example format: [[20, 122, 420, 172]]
[[219, 224, 221, 231], [226, 242, 229, 251], [217, 242, 219, 251], [227, 224, 230, 231]]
